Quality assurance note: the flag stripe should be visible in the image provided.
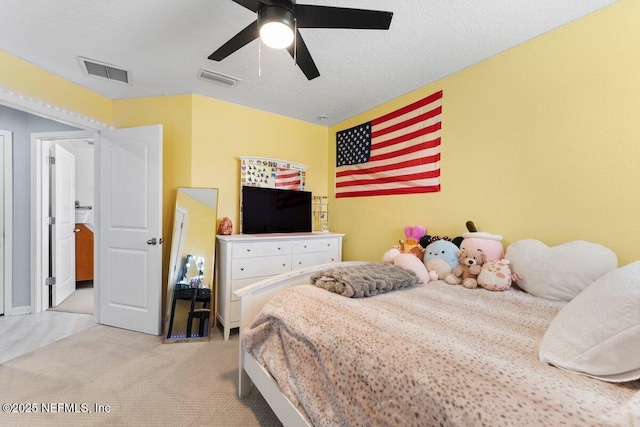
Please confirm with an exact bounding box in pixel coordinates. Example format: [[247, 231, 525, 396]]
[[337, 184, 441, 198], [370, 138, 440, 163], [335, 90, 443, 198], [275, 167, 301, 189], [337, 153, 440, 178], [372, 106, 442, 139], [372, 91, 443, 126], [336, 170, 440, 187]]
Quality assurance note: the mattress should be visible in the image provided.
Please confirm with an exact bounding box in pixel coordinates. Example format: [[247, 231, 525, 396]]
[[242, 280, 640, 426]]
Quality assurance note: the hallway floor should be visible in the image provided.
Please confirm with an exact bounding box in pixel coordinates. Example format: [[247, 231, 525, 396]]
[[0, 310, 95, 364]]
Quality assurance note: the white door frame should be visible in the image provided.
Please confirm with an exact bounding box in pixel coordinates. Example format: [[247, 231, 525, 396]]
[[30, 131, 96, 315], [0, 130, 13, 316]]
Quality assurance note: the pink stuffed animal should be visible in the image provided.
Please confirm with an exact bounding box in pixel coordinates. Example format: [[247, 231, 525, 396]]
[[477, 259, 512, 291], [382, 247, 435, 284]]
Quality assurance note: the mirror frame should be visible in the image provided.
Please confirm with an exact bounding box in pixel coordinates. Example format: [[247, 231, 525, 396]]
[[163, 187, 219, 343]]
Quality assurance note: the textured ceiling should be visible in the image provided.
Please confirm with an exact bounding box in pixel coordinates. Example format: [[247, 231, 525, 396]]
[[0, 0, 617, 126]]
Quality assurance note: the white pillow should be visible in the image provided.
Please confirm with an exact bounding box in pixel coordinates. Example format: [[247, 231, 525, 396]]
[[539, 261, 640, 382], [505, 239, 617, 301]]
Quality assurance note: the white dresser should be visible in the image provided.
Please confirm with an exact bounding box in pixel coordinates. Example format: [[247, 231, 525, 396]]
[[215, 232, 344, 340]]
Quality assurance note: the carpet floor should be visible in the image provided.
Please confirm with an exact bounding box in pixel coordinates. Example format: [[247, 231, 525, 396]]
[[0, 324, 281, 426]]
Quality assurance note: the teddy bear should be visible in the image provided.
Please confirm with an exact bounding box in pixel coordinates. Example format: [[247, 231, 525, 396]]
[[445, 248, 487, 289]]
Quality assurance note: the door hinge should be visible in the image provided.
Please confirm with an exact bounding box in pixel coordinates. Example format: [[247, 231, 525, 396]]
[[46, 216, 56, 225], [45, 277, 56, 286], [46, 156, 56, 165]]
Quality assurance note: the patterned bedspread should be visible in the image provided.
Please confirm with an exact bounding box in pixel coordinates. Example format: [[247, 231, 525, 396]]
[[242, 280, 640, 426]]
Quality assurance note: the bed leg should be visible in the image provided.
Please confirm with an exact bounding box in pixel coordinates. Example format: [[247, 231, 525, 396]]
[[239, 350, 251, 398]]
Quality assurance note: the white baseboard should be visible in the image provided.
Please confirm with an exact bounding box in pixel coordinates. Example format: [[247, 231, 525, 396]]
[[7, 305, 31, 316]]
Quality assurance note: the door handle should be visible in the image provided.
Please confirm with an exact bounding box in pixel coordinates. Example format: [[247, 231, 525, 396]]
[[147, 238, 157, 245], [73, 228, 80, 233]]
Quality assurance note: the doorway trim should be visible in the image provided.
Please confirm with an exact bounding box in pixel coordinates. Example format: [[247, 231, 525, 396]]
[[30, 131, 95, 314], [1, 130, 13, 316]]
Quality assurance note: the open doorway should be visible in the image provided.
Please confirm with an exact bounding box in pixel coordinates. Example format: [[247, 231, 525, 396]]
[[31, 132, 96, 316], [1, 95, 164, 336]]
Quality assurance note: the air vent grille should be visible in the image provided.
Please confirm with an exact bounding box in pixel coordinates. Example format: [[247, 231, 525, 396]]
[[78, 57, 131, 85], [198, 68, 239, 88]]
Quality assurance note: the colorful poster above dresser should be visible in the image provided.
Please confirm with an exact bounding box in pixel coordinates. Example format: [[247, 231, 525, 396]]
[[240, 157, 307, 190], [335, 90, 442, 198]]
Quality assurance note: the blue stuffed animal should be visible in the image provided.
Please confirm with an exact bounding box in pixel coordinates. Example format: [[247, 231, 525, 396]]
[[420, 235, 462, 279]]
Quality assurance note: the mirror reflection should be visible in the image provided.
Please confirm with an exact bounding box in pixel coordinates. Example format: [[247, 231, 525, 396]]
[[164, 188, 218, 342]]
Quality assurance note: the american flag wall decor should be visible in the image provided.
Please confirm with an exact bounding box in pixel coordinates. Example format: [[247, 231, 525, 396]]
[[335, 90, 442, 198]]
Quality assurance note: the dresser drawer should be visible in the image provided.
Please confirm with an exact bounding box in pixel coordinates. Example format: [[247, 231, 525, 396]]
[[292, 238, 340, 254], [232, 254, 290, 279], [232, 241, 292, 258], [292, 250, 340, 269]]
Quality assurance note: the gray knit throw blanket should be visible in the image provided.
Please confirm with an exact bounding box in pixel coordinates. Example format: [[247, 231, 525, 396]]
[[310, 263, 419, 298]]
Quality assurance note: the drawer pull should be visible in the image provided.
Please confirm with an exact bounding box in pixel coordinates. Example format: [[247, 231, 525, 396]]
[[278, 247, 281, 251], [304, 245, 307, 248], [246, 248, 251, 252], [240, 267, 244, 271]]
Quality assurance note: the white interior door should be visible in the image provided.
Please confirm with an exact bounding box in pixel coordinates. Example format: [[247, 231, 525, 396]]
[[51, 144, 76, 306], [99, 125, 163, 335]]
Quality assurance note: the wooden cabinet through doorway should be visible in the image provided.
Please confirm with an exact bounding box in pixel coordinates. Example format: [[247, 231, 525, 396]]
[[75, 223, 94, 281]]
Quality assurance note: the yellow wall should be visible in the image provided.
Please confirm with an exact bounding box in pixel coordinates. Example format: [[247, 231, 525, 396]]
[[2, 0, 638, 287], [330, 0, 639, 266], [0, 51, 112, 124], [190, 94, 328, 230]]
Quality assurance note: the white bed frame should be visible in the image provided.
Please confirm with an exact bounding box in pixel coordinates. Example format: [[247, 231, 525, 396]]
[[233, 261, 370, 427]]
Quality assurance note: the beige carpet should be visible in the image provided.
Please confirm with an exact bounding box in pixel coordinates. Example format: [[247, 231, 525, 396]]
[[0, 324, 281, 427], [49, 282, 93, 315]]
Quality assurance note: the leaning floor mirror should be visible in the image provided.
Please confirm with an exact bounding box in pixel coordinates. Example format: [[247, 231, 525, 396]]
[[163, 188, 219, 342]]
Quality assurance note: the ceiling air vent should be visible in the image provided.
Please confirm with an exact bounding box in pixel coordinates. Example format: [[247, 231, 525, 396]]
[[198, 68, 239, 88], [78, 57, 131, 85]]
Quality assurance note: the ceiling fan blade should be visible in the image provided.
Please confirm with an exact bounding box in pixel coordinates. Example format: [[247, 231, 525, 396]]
[[296, 5, 393, 30], [287, 31, 320, 80], [208, 20, 259, 61], [231, 0, 263, 13]]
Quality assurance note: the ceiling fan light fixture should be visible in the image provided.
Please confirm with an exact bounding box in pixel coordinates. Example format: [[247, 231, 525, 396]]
[[258, 6, 295, 49]]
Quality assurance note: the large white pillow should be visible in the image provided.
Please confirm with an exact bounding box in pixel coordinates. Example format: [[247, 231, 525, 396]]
[[539, 261, 640, 382], [505, 239, 617, 301]]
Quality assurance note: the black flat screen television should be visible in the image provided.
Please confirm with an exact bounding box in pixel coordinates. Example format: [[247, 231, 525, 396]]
[[241, 186, 312, 234]]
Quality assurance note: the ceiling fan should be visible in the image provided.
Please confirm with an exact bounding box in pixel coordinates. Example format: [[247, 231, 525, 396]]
[[208, 0, 393, 80]]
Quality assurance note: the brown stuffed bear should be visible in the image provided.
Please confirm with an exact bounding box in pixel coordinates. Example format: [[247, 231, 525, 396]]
[[445, 248, 487, 289]]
